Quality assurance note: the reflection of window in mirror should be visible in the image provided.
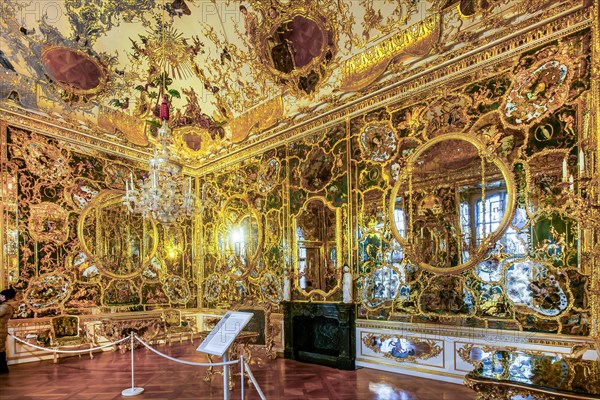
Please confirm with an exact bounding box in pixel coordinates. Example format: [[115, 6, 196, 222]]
[[295, 198, 340, 294], [298, 246, 322, 290], [394, 208, 406, 238], [230, 227, 245, 259], [475, 192, 506, 239], [326, 247, 337, 289], [298, 246, 307, 289], [461, 189, 528, 259]]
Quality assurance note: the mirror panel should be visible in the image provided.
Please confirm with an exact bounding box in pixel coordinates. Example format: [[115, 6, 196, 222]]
[[78, 190, 158, 279], [216, 196, 263, 279], [361, 265, 400, 309], [294, 197, 341, 296], [391, 135, 515, 274], [504, 259, 570, 317]]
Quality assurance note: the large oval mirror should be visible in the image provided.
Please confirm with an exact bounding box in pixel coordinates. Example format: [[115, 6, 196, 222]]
[[78, 190, 158, 278], [390, 134, 515, 274], [216, 196, 263, 279], [293, 197, 342, 297]]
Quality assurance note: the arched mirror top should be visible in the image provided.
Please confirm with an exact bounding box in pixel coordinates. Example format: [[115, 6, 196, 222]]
[[293, 197, 342, 298], [216, 195, 263, 279], [390, 134, 515, 274], [78, 189, 158, 279]]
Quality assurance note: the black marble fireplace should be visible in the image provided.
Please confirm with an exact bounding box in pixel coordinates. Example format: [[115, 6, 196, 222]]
[[283, 301, 355, 370]]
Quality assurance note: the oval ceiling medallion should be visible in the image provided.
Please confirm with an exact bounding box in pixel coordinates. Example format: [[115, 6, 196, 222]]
[[256, 9, 337, 96], [41, 45, 109, 96]]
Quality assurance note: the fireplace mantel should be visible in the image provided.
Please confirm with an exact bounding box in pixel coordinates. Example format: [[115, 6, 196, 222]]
[[283, 301, 355, 370]]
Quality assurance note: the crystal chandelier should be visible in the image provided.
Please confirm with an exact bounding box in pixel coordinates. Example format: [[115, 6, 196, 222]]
[[123, 96, 195, 224]]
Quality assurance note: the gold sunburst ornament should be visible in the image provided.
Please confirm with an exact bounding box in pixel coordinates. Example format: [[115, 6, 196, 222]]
[[122, 2, 195, 225], [141, 24, 201, 80]]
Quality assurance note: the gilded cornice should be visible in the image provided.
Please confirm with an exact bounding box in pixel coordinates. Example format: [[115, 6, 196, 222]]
[[0, 3, 592, 177], [0, 106, 152, 165], [197, 5, 593, 175]]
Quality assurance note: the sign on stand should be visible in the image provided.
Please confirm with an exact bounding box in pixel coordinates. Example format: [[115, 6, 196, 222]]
[[196, 311, 254, 400], [196, 311, 254, 357]]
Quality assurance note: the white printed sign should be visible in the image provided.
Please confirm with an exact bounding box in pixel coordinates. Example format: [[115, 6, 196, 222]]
[[196, 311, 254, 357]]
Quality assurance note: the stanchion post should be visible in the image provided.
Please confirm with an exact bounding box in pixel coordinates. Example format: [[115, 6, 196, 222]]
[[240, 355, 245, 400], [121, 332, 144, 397], [223, 352, 229, 400]]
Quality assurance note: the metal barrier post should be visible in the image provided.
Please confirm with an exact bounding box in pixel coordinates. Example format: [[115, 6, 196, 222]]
[[121, 332, 144, 397], [240, 355, 245, 400], [223, 352, 229, 400]]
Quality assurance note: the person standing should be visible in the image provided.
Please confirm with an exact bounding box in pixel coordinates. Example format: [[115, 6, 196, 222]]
[[0, 287, 17, 374]]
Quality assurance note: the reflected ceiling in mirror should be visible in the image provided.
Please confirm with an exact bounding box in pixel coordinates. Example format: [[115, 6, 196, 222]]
[[294, 197, 342, 297], [217, 196, 263, 279], [78, 190, 158, 279], [390, 134, 515, 274]]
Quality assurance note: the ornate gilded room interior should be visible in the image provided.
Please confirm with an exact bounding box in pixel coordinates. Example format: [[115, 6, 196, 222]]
[[1, 0, 600, 399]]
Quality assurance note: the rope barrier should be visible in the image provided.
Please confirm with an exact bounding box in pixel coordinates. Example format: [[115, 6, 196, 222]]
[[9, 333, 129, 353], [9, 331, 267, 399], [244, 360, 267, 400], [134, 334, 239, 367]]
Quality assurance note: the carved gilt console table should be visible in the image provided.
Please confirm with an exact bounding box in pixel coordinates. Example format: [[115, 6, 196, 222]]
[[99, 315, 163, 352], [465, 350, 600, 400]]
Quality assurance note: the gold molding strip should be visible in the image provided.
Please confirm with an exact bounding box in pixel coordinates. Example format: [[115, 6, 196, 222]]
[[340, 14, 441, 92], [356, 320, 597, 347], [355, 357, 464, 379], [0, 107, 152, 164]]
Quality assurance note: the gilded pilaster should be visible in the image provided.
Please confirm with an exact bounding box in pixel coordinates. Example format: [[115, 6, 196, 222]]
[[194, 176, 203, 309], [0, 121, 6, 291], [590, 0, 600, 341]]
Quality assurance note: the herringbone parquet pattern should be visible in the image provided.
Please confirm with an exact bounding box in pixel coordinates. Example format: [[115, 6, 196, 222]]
[[0, 343, 476, 400]]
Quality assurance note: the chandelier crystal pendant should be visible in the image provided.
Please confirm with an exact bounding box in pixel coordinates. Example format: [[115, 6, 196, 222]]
[[123, 96, 195, 225]]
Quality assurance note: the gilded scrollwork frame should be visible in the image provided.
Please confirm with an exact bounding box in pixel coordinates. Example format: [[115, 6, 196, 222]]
[[77, 189, 158, 279], [292, 196, 343, 299], [388, 133, 516, 275], [254, 3, 338, 96], [216, 194, 265, 280]]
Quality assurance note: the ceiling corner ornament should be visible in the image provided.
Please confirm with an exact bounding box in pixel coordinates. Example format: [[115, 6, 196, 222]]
[[229, 96, 284, 143], [173, 125, 211, 157], [98, 107, 149, 147], [340, 14, 441, 92]]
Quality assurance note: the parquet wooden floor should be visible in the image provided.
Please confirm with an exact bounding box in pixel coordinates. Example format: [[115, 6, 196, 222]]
[[0, 343, 476, 400]]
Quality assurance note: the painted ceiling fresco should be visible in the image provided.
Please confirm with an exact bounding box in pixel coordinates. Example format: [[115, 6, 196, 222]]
[[0, 0, 565, 167]]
